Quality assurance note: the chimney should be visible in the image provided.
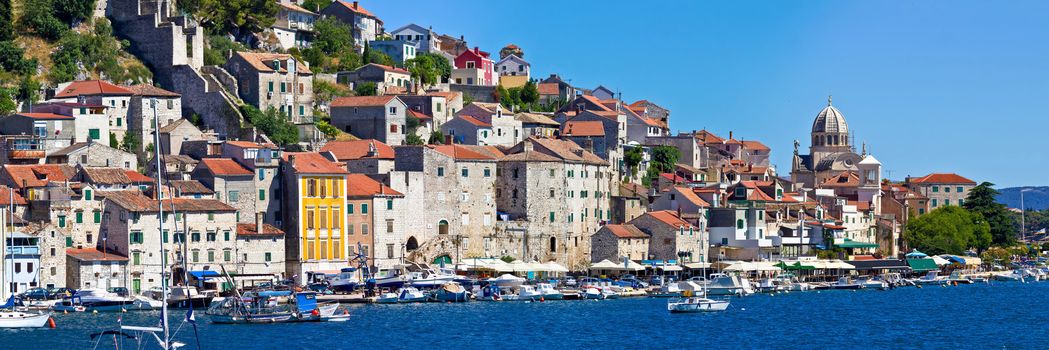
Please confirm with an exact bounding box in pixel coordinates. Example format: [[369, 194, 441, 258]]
[[353, 1, 358, 8], [444, 134, 452, 145], [523, 138, 534, 152], [729, 131, 733, 140], [367, 141, 377, 157], [256, 212, 263, 236], [288, 155, 297, 169]]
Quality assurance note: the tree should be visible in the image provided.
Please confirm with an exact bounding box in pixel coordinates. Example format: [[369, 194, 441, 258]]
[[16, 77, 40, 106], [204, 35, 248, 66], [624, 146, 643, 178], [20, 0, 67, 40], [0, 41, 38, 76], [312, 17, 353, 55], [427, 130, 445, 144], [520, 80, 539, 104], [0, 0, 14, 41], [905, 205, 991, 255], [299, 0, 331, 12], [405, 54, 441, 90], [415, 52, 451, 79], [240, 105, 299, 146], [120, 132, 141, 152], [405, 133, 424, 145], [354, 82, 377, 96], [964, 182, 1017, 246], [650, 145, 680, 173], [197, 0, 278, 38], [53, 0, 96, 25]]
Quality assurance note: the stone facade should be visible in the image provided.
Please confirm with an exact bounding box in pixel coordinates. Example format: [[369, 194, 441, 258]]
[[225, 52, 314, 124], [631, 210, 706, 263], [65, 249, 128, 290], [45, 141, 138, 169], [330, 96, 408, 146], [590, 224, 649, 263]]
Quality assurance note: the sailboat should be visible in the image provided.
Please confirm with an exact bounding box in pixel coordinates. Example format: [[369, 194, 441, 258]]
[[0, 196, 51, 328]]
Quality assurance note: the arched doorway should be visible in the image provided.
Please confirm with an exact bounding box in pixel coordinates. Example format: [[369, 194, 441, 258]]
[[438, 220, 449, 235], [433, 254, 452, 265], [405, 236, 418, 251], [549, 237, 557, 253]]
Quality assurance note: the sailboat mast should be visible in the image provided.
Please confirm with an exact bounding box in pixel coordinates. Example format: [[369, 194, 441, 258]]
[[150, 98, 171, 348]]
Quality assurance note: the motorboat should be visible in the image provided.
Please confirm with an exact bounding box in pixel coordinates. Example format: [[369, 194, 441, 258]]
[[701, 274, 754, 296], [0, 297, 50, 328], [582, 287, 605, 300], [377, 287, 428, 304], [329, 267, 361, 293], [755, 278, 787, 293], [535, 283, 564, 300], [432, 282, 470, 302], [503, 285, 544, 301], [856, 276, 888, 290], [207, 291, 340, 324], [648, 282, 684, 298], [828, 277, 864, 290], [408, 269, 459, 289], [914, 271, 947, 286], [947, 271, 974, 284], [167, 286, 215, 308], [488, 274, 526, 288], [52, 289, 143, 312], [475, 285, 502, 301], [667, 297, 729, 313], [995, 270, 1025, 282], [373, 269, 409, 289]]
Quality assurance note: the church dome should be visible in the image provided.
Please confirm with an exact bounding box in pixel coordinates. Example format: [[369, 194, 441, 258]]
[[812, 96, 848, 134]]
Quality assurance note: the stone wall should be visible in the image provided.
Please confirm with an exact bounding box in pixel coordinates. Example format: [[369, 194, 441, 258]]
[[450, 84, 496, 103]]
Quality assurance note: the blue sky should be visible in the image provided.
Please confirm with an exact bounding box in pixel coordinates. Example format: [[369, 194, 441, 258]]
[[367, 0, 1049, 188]]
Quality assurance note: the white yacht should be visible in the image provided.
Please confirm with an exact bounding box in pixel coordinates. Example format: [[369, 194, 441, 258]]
[[701, 274, 753, 296], [408, 268, 458, 288], [376, 287, 427, 303], [667, 297, 730, 313], [504, 285, 544, 301], [53, 289, 146, 312], [535, 283, 563, 300], [488, 274, 526, 288], [856, 276, 888, 290], [914, 271, 947, 285]]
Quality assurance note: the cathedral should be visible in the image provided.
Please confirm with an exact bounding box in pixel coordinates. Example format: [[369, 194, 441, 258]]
[[791, 97, 866, 189]]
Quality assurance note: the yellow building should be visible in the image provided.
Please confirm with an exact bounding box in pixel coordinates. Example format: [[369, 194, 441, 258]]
[[498, 75, 528, 89], [281, 152, 349, 282]]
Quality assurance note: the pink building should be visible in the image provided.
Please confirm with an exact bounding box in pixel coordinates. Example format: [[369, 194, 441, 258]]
[[451, 47, 495, 86]]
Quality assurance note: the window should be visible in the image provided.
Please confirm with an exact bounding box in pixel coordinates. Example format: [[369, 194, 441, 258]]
[[191, 232, 201, 242], [945, 187, 951, 193], [437, 167, 444, 176], [299, 105, 305, 116], [258, 169, 265, 180], [957, 186, 964, 192], [549, 212, 555, 222], [386, 200, 393, 210], [347, 204, 354, 214], [207, 231, 216, 241], [268, 81, 274, 92], [390, 124, 398, 133], [228, 190, 240, 202], [307, 208, 315, 229], [207, 250, 214, 262], [163, 230, 169, 243], [280, 82, 286, 93], [192, 250, 199, 262], [461, 168, 468, 177], [361, 203, 369, 214], [224, 231, 231, 241], [932, 199, 938, 207], [58, 215, 66, 228], [116, 118, 122, 127], [319, 207, 328, 229], [89, 129, 101, 140], [264, 252, 272, 262], [85, 189, 93, 201], [389, 106, 397, 115], [130, 231, 143, 244], [484, 168, 491, 177], [361, 223, 369, 235], [65, 237, 72, 247], [132, 252, 140, 265], [736, 219, 744, 229], [549, 169, 555, 177], [436, 103, 442, 112], [224, 250, 231, 262], [75, 211, 83, 223], [959, 199, 964, 206], [932, 186, 939, 193], [208, 213, 215, 221], [944, 199, 950, 206], [347, 224, 355, 235], [259, 189, 266, 200], [386, 219, 394, 233]]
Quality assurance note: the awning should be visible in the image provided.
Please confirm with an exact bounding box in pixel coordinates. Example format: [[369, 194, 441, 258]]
[[776, 261, 816, 270], [931, 256, 950, 266], [836, 239, 879, 249], [542, 262, 569, 273], [905, 249, 928, 258], [684, 262, 711, 269], [722, 261, 781, 272], [846, 259, 910, 270], [657, 265, 683, 272], [589, 259, 644, 271], [907, 258, 939, 272], [189, 270, 220, 279]]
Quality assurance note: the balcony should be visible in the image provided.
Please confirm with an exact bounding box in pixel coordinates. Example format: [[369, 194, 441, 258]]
[[6, 246, 40, 255], [4, 136, 46, 160]]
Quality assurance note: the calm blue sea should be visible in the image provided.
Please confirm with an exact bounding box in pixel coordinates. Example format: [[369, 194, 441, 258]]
[[4, 281, 1049, 350]]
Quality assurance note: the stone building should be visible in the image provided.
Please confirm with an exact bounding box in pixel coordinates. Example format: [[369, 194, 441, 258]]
[[345, 174, 405, 270], [590, 224, 649, 263], [51, 80, 133, 141], [330, 96, 408, 145], [495, 137, 611, 269], [443, 102, 522, 146], [791, 97, 864, 189], [29, 223, 68, 289], [125, 84, 183, 155], [192, 158, 257, 224], [100, 191, 240, 292], [904, 173, 977, 210], [320, 139, 395, 175], [220, 141, 283, 225], [225, 52, 314, 124], [388, 144, 500, 265], [611, 183, 648, 224], [45, 141, 138, 170], [65, 248, 128, 290], [158, 119, 205, 156], [630, 210, 706, 263], [234, 222, 286, 279], [336, 63, 411, 94], [319, 0, 383, 50]]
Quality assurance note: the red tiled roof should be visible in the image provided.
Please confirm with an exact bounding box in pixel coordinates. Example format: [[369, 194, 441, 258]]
[[67, 248, 128, 262], [694, 129, 724, 144], [282, 152, 349, 174], [106, 191, 236, 212], [427, 91, 461, 100], [537, 83, 559, 95], [237, 223, 285, 236], [3, 164, 76, 188], [125, 84, 180, 97], [279, 2, 316, 14], [334, 0, 380, 20], [199, 158, 253, 176], [408, 109, 433, 121], [644, 210, 695, 229], [561, 121, 604, 137], [225, 140, 278, 149], [672, 186, 710, 207], [0, 186, 27, 205], [909, 173, 976, 185], [604, 224, 648, 239], [233, 52, 312, 75], [346, 174, 403, 197], [429, 144, 497, 161], [320, 139, 394, 160], [365, 63, 409, 74], [331, 95, 397, 107], [457, 115, 491, 127], [659, 173, 685, 183], [55, 80, 133, 98], [125, 170, 153, 183], [81, 167, 151, 185], [821, 171, 860, 188], [16, 112, 74, 120], [168, 180, 214, 195], [741, 140, 769, 151]]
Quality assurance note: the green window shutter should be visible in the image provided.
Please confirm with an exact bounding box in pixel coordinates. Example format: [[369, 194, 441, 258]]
[[386, 200, 393, 210], [265, 253, 272, 262], [299, 105, 305, 116], [58, 215, 66, 228], [85, 190, 93, 200], [362, 204, 369, 214], [549, 212, 555, 222], [281, 82, 286, 93], [65, 237, 72, 247], [76, 212, 83, 223], [163, 231, 169, 243], [89, 129, 100, 140], [259, 189, 265, 200], [347, 204, 354, 214], [116, 118, 122, 126], [224, 231, 231, 241], [268, 81, 274, 92], [94, 211, 101, 223]]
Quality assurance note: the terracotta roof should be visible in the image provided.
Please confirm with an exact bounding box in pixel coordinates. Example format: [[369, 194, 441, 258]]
[[820, 171, 860, 188], [457, 115, 491, 127], [320, 139, 394, 160], [514, 112, 559, 126], [224, 140, 277, 149], [604, 224, 648, 239], [106, 191, 236, 212], [199, 158, 253, 176], [672, 186, 710, 207], [55, 80, 133, 98], [237, 223, 285, 236], [168, 180, 214, 195], [279, 2, 316, 14], [49, 142, 106, 157], [15, 112, 74, 120], [331, 95, 397, 107], [426, 91, 461, 101], [233, 52, 312, 75], [849, 200, 872, 211], [363, 63, 409, 74], [470, 145, 506, 159], [282, 152, 349, 174], [158, 118, 195, 133], [3, 164, 76, 188], [694, 130, 724, 144], [407, 109, 433, 121], [643, 210, 695, 229], [346, 174, 403, 197], [125, 84, 180, 97], [741, 140, 769, 151], [504, 137, 606, 165], [659, 173, 685, 183], [908, 173, 976, 185], [0, 186, 27, 205], [561, 121, 604, 137], [80, 168, 151, 185], [537, 83, 559, 95], [499, 150, 560, 162], [67, 248, 128, 262], [428, 144, 497, 161], [333, 0, 380, 20], [619, 182, 648, 198]]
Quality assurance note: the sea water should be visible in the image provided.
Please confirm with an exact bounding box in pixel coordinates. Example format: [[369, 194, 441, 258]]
[[4, 281, 1049, 349]]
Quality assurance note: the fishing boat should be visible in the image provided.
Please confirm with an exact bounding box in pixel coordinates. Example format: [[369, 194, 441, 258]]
[[755, 277, 787, 293], [167, 285, 215, 308], [52, 289, 150, 312], [856, 276, 889, 290], [667, 297, 730, 313], [432, 282, 470, 302], [408, 268, 459, 288], [0, 296, 50, 328], [488, 274, 526, 288], [376, 287, 427, 303], [535, 283, 563, 300], [914, 271, 947, 285], [206, 291, 340, 324], [373, 267, 409, 289], [828, 277, 865, 290], [947, 271, 974, 284], [503, 285, 544, 301], [582, 287, 605, 300], [329, 267, 362, 293]]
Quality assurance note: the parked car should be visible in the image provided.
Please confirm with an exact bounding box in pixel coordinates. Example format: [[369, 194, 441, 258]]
[[108, 287, 130, 297], [614, 277, 648, 289], [562, 277, 577, 287], [47, 287, 75, 299], [21, 287, 49, 300], [649, 276, 664, 286]]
